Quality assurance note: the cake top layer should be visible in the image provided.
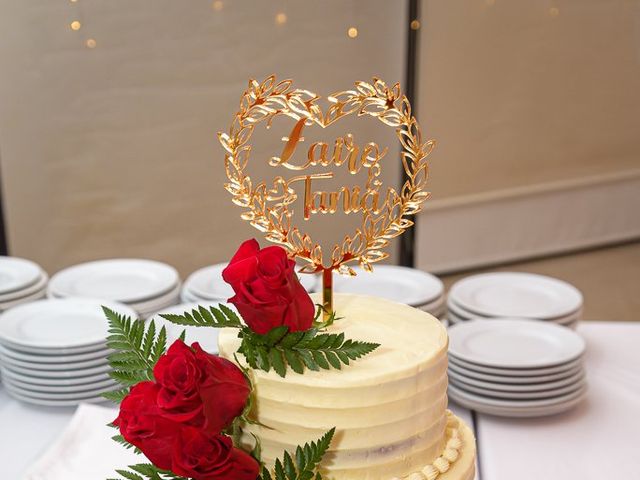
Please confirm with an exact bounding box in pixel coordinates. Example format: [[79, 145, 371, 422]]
[[218, 293, 448, 387]]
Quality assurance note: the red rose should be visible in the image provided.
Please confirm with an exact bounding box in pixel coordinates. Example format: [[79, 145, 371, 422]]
[[114, 382, 176, 470], [171, 427, 259, 480], [222, 239, 315, 335], [154, 340, 251, 433]]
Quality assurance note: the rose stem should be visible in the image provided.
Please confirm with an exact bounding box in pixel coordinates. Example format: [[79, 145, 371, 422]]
[[322, 268, 333, 321]]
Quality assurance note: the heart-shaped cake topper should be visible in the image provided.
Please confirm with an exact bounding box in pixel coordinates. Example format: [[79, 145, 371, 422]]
[[219, 75, 434, 316]]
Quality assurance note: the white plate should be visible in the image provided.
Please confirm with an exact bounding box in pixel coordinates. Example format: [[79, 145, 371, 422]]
[[447, 297, 581, 324], [449, 353, 584, 376], [3, 375, 118, 394], [417, 295, 446, 315], [2, 362, 111, 378], [49, 259, 179, 304], [0, 298, 136, 349], [4, 378, 118, 400], [448, 382, 588, 417], [449, 272, 583, 319], [448, 367, 586, 392], [0, 353, 107, 371], [0, 287, 47, 311], [0, 344, 111, 363], [448, 319, 586, 369], [0, 257, 43, 295], [149, 303, 222, 354], [1, 367, 111, 386], [448, 360, 584, 384], [0, 271, 48, 302], [450, 376, 586, 400], [333, 265, 443, 306], [3, 387, 110, 407], [184, 263, 317, 303]]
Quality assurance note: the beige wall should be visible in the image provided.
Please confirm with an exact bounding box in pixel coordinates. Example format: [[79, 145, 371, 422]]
[[417, 0, 640, 199], [0, 0, 407, 277], [415, 0, 640, 272]]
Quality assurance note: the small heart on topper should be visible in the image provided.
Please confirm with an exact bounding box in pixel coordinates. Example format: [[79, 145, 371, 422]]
[[219, 75, 434, 279]]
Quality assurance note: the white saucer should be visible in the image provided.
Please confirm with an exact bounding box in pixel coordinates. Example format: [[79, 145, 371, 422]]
[[448, 319, 586, 369], [0, 353, 107, 371], [448, 367, 586, 392], [184, 263, 317, 303], [0, 271, 48, 303], [0, 288, 47, 312], [3, 375, 117, 394], [4, 378, 117, 400], [0, 344, 111, 363], [49, 259, 179, 304], [448, 360, 584, 384], [0, 299, 136, 349], [450, 377, 586, 400], [2, 362, 111, 378], [448, 382, 588, 417], [0, 257, 43, 295], [449, 272, 583, 319], [448, 352, 584, 376], [4, 387, 110, 407], [150, 303, 222, 354], [1, 367, 111, 386], [447, 298, 582, 325], [333, 265, 444, 306]]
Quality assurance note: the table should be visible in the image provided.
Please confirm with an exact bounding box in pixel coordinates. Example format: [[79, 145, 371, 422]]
[[1, 322, 637, 479]]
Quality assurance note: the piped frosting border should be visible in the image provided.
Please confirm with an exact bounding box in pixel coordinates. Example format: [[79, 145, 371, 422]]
[[390, 411, 463, 480]]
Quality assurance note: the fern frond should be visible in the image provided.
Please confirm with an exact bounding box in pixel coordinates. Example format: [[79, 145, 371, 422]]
[[258, 428, 335, 480], [239, 326, 379, 377], [160, 304, 243, 329], [102, 307, 168, 399]]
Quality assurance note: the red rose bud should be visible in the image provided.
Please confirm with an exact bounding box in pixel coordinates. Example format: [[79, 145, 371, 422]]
[[222, 239, 315, 335], [114, 382, 176, 470], [154, 340, 251, 433], [171, 427, 260, 480]]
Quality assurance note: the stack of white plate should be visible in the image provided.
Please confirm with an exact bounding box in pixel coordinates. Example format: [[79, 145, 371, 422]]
[[447, 319, 587, 417], [48, 259, 180, 318], [182, 263, 317, 304], [149, 303, 223, 354], [0, 257, 48, 312], [0, 298, 137, 406], [333, 265, 445, 318], [447, 272, 583, 329]]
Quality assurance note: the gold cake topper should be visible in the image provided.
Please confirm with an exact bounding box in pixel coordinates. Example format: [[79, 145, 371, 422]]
[[219, 76, 434, 317]]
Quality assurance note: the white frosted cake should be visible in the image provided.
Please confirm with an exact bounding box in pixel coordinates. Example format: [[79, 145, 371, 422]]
[[219, 294, 476, 480]]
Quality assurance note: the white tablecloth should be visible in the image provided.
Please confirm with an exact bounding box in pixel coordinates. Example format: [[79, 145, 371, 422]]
[[0, 321, 637, 479]]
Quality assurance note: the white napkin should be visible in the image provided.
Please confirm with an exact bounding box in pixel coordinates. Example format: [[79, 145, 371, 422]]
[[23, 404, 140, 480]]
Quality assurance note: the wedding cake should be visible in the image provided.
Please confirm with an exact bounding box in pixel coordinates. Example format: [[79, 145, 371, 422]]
[[219, 294, 476, 480]]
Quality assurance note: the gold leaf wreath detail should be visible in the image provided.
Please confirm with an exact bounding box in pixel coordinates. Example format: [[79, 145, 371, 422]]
[[219, 75, 434, 276]]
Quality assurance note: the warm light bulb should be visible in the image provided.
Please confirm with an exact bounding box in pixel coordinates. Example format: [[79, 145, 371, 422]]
[[549, 7, 559, 17], [70, 20, 81, 31], [410, 20, 420, 30], [86, 38, 97, 49], [347, 27, 358, 38], [275, 12, 287, 25], [212, 0, 223, 11]]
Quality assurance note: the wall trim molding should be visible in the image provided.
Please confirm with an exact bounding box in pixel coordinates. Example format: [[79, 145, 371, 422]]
[[416, 169, 640, 274]]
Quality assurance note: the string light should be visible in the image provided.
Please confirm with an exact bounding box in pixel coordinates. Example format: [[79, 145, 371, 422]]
[[347, 27, 358, 38], [212, 1, 223, 11], [549, 7, 559, 17], [86, 38, 97, 49], [410, 20, 420, 30], [70, 20, 81, 31], [275, 12, 287, 25]]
